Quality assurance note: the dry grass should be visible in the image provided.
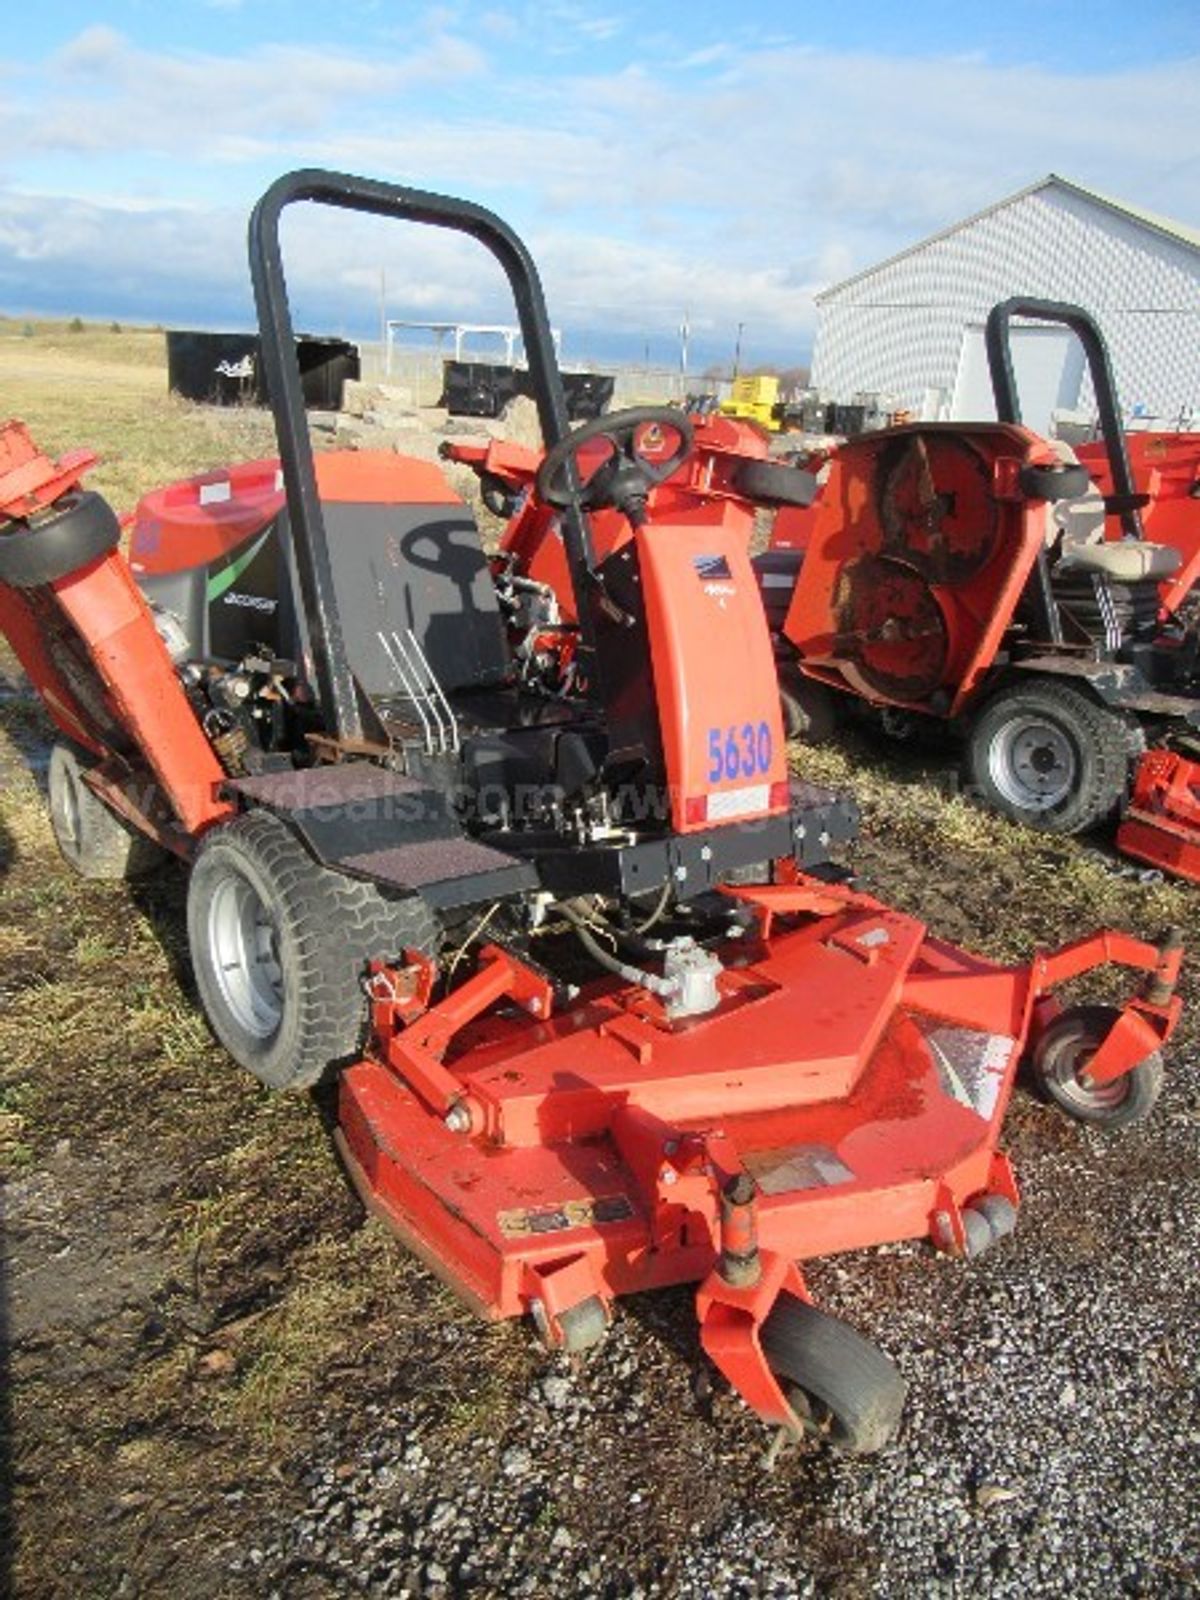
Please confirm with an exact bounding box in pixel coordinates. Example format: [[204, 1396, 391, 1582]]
[[0, 316, 276, 511]]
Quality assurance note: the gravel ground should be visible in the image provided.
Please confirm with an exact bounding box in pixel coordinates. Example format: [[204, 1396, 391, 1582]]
[[205, 1097, 1199, 1600]]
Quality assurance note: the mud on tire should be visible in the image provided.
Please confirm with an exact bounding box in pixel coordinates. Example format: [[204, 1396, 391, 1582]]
[[187, 808, 441, 1090]]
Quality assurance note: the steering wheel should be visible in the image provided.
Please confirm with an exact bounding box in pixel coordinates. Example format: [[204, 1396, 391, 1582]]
[[535, 406, 694, 525]]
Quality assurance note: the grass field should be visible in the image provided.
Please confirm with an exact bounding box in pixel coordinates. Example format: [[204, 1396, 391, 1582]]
[[0, 317, 277, 510], [1, 325, 1198, 1597]]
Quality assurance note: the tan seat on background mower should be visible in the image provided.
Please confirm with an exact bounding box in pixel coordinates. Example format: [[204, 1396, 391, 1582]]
[[1059, 538, 1181, 582], [1047, 439, 1181, 583]]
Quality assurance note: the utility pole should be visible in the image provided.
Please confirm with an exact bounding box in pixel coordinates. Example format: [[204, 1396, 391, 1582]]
[[733, 321, 745, 381], [379, 267, 387, 376], [679, 310, 689, 379]]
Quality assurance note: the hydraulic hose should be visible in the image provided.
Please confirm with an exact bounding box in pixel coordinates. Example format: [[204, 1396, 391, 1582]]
[[555, 901, 674, 999]]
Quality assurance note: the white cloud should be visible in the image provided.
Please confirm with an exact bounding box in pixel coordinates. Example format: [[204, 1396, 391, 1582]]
[[679, 44, 729, 69], [21, 26, 485, 158], [1, 28, 1198, 355], [479, 9, 518, 38]]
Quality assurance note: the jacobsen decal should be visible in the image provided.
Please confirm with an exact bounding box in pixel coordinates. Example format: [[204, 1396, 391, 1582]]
[[206, 530, 271, 604], [707, 722, 773, 783]]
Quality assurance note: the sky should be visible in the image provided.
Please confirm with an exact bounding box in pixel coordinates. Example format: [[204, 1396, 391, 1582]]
[[2, 1, 1198, 370]]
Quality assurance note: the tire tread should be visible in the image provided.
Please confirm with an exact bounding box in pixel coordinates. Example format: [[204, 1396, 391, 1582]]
[[189, 809, 440, 1089], [967, 677, 1133, 834]]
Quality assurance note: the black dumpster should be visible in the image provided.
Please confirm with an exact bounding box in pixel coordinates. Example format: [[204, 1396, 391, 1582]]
[[560, 371, 616, 421], [166, 331, 360, 410], [441, 359, 615, 421], [440, 360, 522, 418]]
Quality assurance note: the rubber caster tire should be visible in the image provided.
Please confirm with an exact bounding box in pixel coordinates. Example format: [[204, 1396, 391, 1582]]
[[965, 679, 1133, 834], [1019, 462, 1092, 502], [731, 458, 819, 509], [1030, 1003, 1164, 1130], [48, 743, 167, 881], [760, 1294, 907, 1455], [531, 1294, 610, 1353], [0, 491, 120, 589], [187, 809, 441, 1090]]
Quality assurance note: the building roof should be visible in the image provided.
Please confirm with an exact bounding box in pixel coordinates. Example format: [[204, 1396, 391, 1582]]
[[816, 174, 1200, 303]]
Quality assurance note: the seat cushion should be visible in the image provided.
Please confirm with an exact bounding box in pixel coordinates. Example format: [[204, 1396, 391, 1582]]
[[1059, 540, 1181, 582]]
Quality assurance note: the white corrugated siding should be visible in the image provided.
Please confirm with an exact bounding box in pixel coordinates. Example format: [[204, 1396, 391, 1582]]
[[811, 184, 1200, 425]]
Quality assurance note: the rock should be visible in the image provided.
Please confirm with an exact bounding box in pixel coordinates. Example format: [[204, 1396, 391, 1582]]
[[196, 1347, 237, 1378], [501, 1445, 532, 1478], [540, 1376, 572, 1411], [974, 1483, 1020, 1511], [342, 380, 413, 417], [497, 395, 543, 449]]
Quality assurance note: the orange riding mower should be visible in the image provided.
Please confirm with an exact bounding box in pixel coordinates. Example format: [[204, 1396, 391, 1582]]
[[0, 178, 1183, 1456], [757, 301, 1200, 883]]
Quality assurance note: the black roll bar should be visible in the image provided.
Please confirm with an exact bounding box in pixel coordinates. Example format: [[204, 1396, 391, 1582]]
[[985, 297, 1145, 544], [249, 168, 597, 742]]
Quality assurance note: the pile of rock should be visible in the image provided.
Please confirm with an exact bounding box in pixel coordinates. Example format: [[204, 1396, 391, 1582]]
[[313, 380, 543, 464]]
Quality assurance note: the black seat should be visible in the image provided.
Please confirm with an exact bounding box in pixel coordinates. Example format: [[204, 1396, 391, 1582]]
[[319, 502, 509, 701]]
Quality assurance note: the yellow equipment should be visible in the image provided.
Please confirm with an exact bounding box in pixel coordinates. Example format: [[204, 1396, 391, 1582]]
[[720, 373, 780, 428]]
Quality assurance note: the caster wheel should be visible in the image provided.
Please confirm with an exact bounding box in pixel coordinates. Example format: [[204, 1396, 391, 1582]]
[[760, 1294, 907, 1454], [1031, 1004, 1164, 1130]]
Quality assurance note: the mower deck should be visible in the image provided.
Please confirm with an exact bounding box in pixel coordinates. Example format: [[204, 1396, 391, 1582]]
[[1117, 748, 1200, 883], [340, 889, 1054, 1323], [334, 876, 1177, 1433]]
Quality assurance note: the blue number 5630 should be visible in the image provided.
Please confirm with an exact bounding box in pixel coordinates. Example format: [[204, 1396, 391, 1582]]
[[707, 722, 772, 782]]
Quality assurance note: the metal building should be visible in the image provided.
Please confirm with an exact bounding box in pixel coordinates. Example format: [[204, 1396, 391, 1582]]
[[811, 175, 1200, 435]]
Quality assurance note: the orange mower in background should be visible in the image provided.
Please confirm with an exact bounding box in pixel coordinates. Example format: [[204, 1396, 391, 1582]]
[[757, 298, 1200, 884], [0, 180, 1185, 1459]]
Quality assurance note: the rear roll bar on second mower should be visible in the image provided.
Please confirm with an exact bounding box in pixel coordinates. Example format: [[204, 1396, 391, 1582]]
[[985, 296, 1146, 544]]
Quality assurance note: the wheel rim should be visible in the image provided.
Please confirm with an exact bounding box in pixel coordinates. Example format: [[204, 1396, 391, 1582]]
[[207, 873, 284, 1039], [1042, 1034, 1129, 1113], [988, 715, 1077, 811]]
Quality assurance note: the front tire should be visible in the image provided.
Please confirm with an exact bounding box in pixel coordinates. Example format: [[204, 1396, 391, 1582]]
[[187, 809, 440, 1090], [965, 679, 1132, 834], [759, 1294, 907, 1455]]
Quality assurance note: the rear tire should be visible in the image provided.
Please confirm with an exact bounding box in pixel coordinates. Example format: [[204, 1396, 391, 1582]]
[[187, 809, 441, 1090], [48, 742, 167, 880], [965, 679, 1132, 834], [760, 1294, 907, 1455], [779, 666, 836, 743]]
